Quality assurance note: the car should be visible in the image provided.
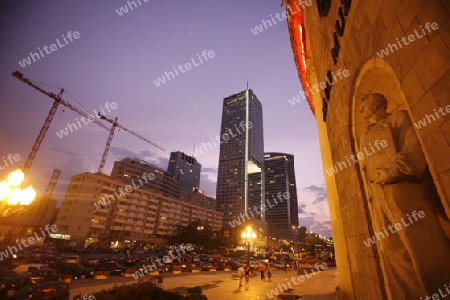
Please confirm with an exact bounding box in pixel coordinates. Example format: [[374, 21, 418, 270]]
[[53, 263, 95, 279], [62, 254, 81, 264], [21, 269, 61, 284], [81, 256, 98, 267], [95, 262, 126, 275], [0, 265, 26, 298], [11, 281, 70, 300], [13, 264, 50, 274]]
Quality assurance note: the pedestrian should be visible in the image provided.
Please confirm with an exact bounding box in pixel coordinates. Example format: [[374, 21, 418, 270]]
[[260, 263, 266, 280], [244, 265, 253, 290], [237, 264, 245, 288], [266, 263, 272, 282]]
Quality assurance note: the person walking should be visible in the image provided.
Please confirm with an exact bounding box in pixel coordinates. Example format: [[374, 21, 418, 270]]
[[244, 265, 253, 290], [237, 264, 245, 288], [266, 263, 272, 282], [259, 263, 266, 280]]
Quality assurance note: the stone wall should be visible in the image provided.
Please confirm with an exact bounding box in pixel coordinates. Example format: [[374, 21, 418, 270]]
[[296, 0, 450, 298]]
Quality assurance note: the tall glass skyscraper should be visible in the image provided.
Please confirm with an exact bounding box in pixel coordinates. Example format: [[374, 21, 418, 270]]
[[216, 89, 265, 228], [264, 152, 299, 240], [167, 151, 201, 198]]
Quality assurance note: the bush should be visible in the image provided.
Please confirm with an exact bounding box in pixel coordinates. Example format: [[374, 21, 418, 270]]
[[72, 281, 207, 300]]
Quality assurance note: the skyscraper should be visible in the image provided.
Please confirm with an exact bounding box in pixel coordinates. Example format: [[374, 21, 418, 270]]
[[264, 152, 299, 240], [216, 89, 265, 228], [167, 151, 201, 198]]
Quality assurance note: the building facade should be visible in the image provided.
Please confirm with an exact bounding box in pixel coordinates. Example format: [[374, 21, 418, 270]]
[[286, 0, 450, 298], [216, 89, 265, 228], [167, 151, 201, 198], [54, 172, 222, 246], [264, 152, 299, 240], [111, 157, 180, 199], [182, 188, 216, 210]]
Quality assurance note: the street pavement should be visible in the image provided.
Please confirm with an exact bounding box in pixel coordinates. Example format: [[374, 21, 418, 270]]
[[70, 266, 338, 300]]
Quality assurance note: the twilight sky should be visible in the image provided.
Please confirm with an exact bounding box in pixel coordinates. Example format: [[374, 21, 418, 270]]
[[0, 0, 331, 236]]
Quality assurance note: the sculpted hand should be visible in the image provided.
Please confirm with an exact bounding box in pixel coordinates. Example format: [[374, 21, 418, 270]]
[[373, 169, 397, 184]]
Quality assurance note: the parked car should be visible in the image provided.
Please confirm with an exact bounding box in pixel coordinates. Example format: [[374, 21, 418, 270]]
[[0, 265, 26, 298], [62, 254, 81, 264], [11, 281, 70, 300], [95, 262, 126, 275], [21, 269, 61, 284], [81, 256, 98, 267], [13, 264, 50, 274], [53, 263, 95, 279]]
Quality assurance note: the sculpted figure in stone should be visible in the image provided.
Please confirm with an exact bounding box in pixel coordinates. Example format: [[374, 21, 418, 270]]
[[359, 93, 450, 299]]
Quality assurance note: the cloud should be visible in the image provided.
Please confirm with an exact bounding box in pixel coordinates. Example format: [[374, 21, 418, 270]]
[[109, 146, 167, 169], [304, 185, 327, 205], [297, 184, 332, 237], [51, 147, 79, 157], [298, 204, 307, 214], [200, 174, 216, 198]]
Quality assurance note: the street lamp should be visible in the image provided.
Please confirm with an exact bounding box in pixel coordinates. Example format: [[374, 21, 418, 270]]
[[241, 226, 256, 266], [0, 169, 36, 217]]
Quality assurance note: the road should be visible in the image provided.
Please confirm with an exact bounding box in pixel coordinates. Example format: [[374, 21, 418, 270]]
[[70, 266, 338, 300]]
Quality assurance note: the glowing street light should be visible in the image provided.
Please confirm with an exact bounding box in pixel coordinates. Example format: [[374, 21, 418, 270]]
[[7, 169, 24, 187], [0, 169, 36, 216]]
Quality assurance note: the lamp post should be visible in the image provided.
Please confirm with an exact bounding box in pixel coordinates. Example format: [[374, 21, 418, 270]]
[[241, 226, 256, 266], [292, 225, 301, 258], [0, 169, 36, 217]]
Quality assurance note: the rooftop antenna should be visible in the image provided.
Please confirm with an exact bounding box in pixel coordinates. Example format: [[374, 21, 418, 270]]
[[247, 81, 249, 91], [192, 142, 196, 158]]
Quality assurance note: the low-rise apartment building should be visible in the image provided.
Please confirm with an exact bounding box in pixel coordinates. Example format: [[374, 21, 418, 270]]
[[54, 172, 222, 246]]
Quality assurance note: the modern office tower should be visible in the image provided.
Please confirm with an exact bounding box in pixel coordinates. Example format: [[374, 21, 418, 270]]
[[167, 151, 201, 198], [111, 157, 180, 199], [216, 89, 265, 228], [264, 152, 299, 240], [53, 172, 222, 246]]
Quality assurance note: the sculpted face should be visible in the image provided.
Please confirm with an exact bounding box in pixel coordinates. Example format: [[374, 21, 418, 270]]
[[360, 94, 379, 120]]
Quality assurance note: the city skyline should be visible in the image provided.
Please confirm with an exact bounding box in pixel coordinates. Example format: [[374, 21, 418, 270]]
[[0, 1, 330, 236]]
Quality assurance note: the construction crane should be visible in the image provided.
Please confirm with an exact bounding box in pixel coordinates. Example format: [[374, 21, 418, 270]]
[[97, 114, 165, 173], [12, 71, 164, 175], [43, 169, 61, 199]]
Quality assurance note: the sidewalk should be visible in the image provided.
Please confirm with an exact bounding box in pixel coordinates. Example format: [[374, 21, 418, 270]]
[[70, 266, 338, 300], [165, 266, 338, 300]]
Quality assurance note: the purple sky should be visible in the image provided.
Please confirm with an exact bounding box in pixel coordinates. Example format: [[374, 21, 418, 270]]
[[0, 1, 331, 236]]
